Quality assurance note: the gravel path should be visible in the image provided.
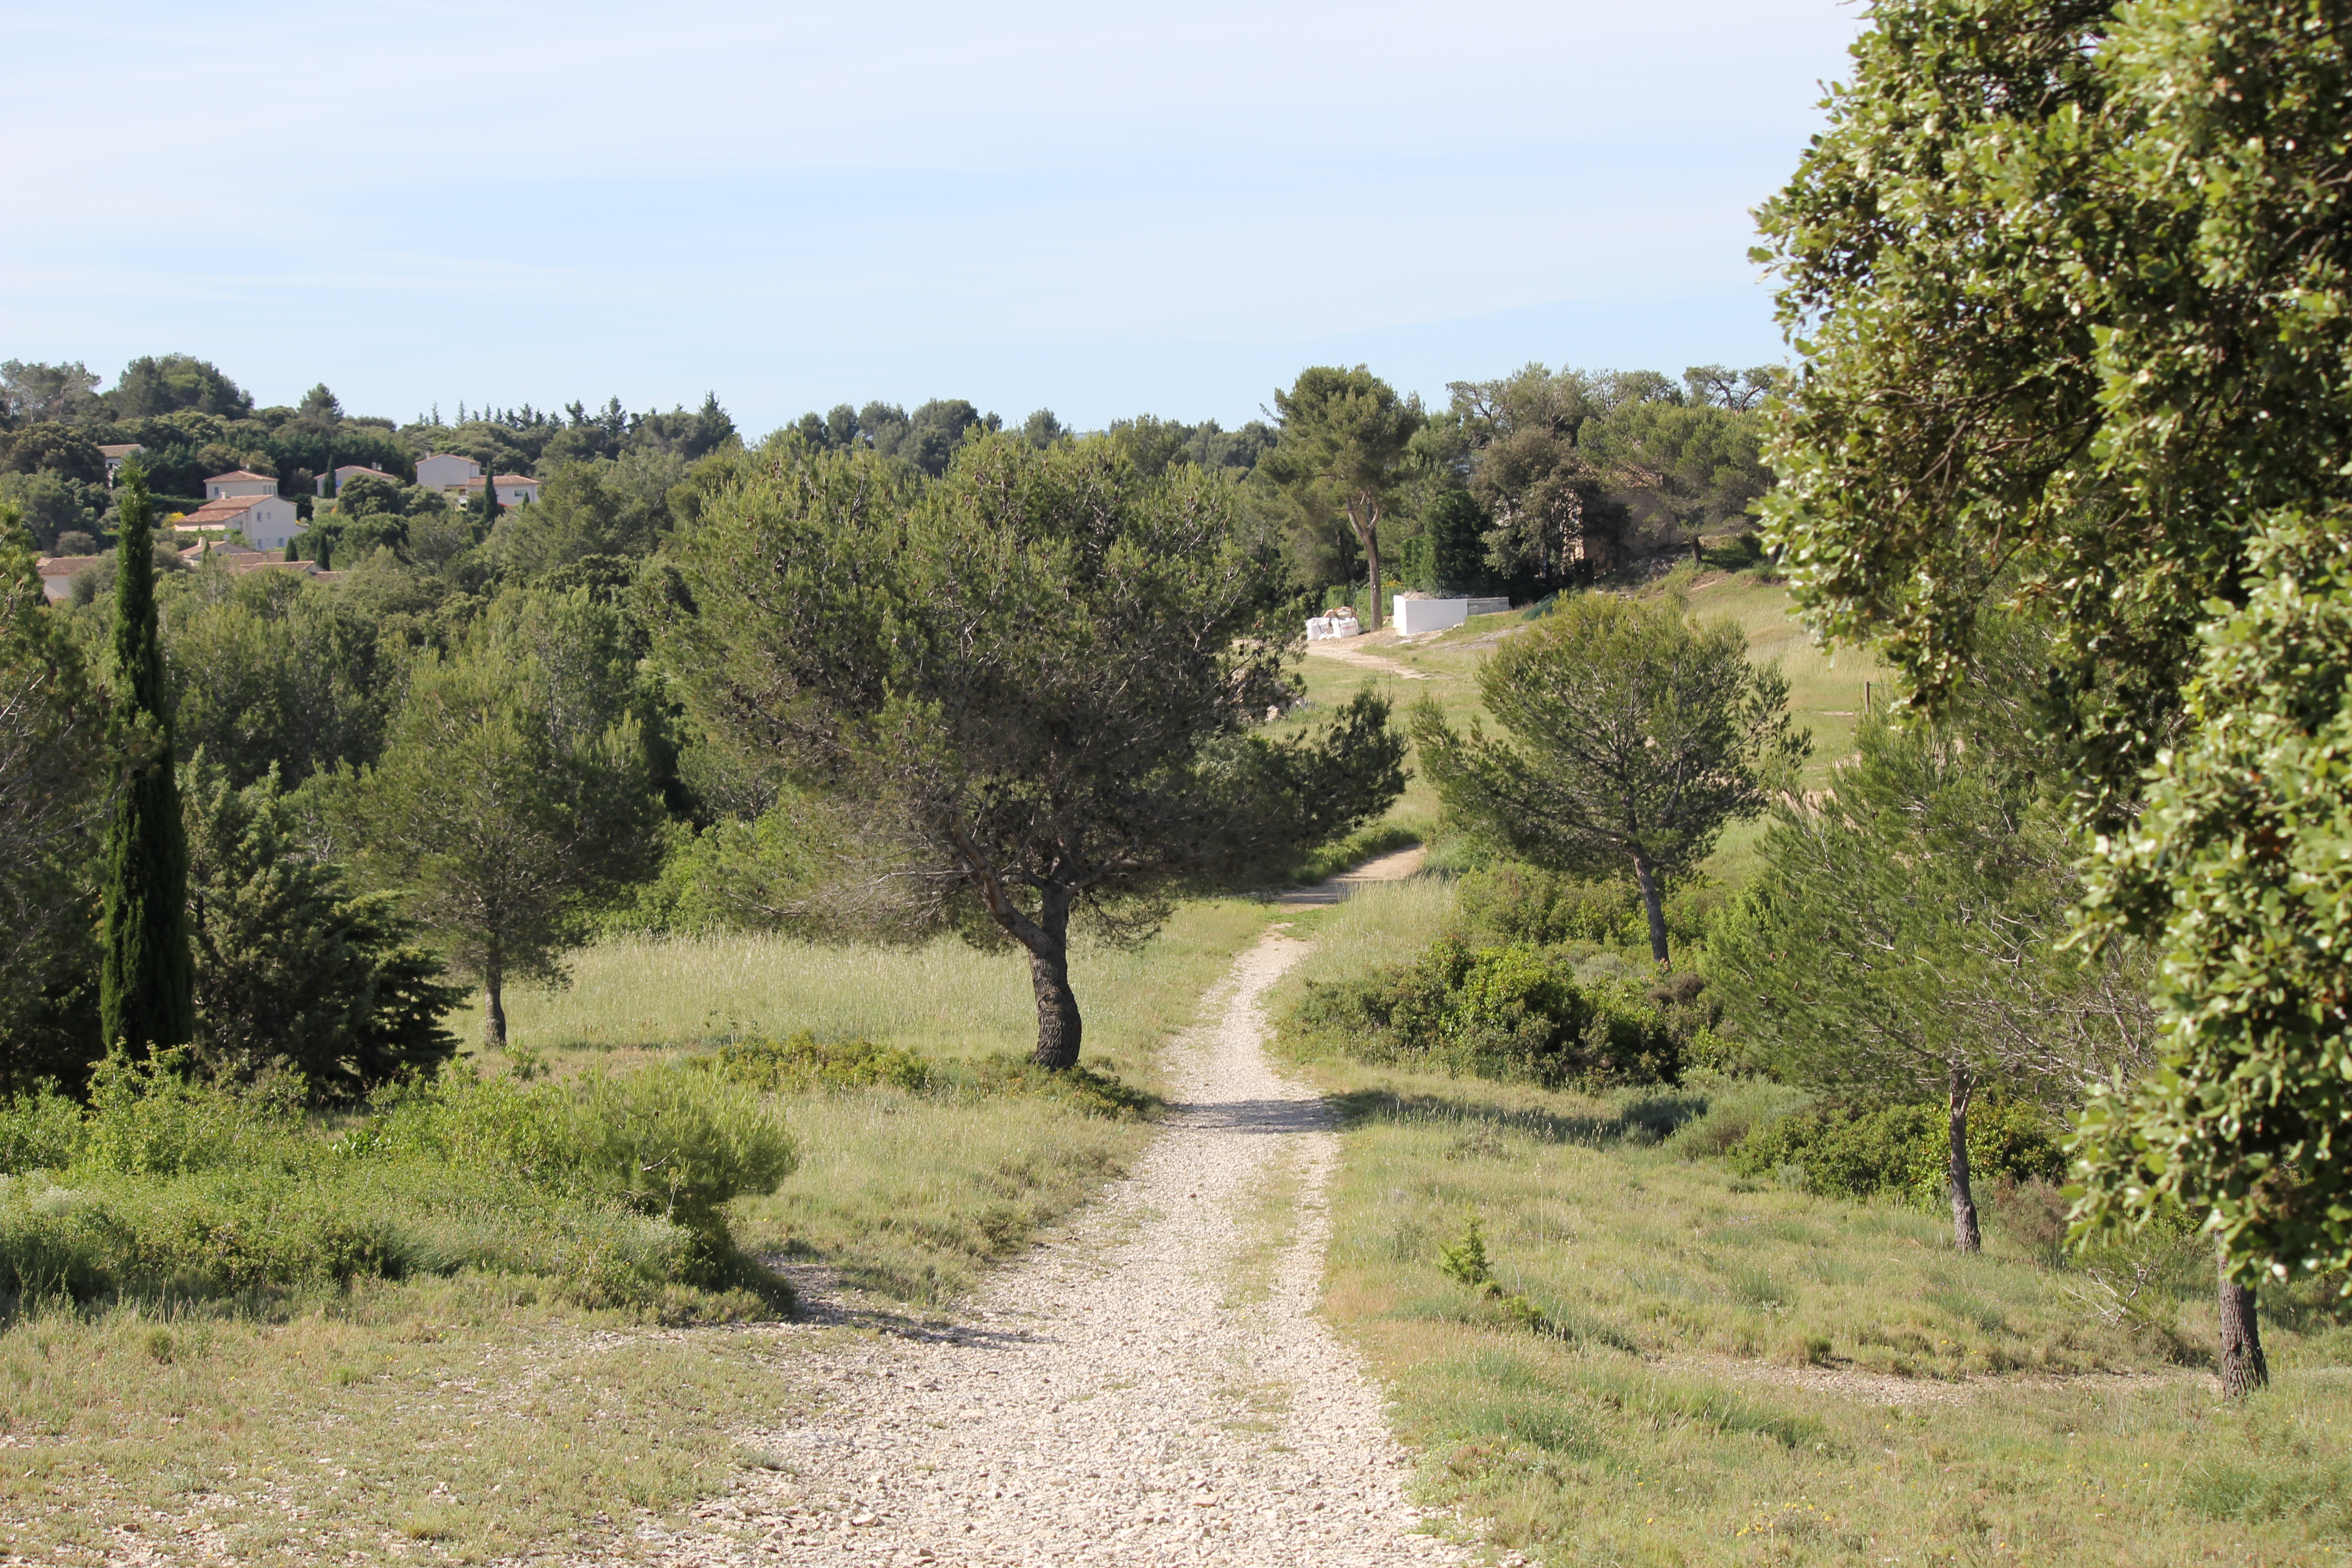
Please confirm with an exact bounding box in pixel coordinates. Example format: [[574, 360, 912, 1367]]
[[657, 930, 1473, 1568]]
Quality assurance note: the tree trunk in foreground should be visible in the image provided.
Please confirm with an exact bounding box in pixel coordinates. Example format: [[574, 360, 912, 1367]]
[[1017, 885, 1083, 1070], [2219, 1244, 2269, 1398], [1948, 1065, 1981, 1254], [1630, 850, 1669, 965]]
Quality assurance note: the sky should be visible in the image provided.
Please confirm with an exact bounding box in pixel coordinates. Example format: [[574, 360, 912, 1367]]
[[0, 1, 1863, 435]]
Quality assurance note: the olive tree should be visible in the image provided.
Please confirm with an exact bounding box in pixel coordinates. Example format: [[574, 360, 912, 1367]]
[[663, 433, 1406, 1069]]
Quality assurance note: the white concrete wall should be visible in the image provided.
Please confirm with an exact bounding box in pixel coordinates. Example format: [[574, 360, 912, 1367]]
[[206, 475, 276, 499], [1393, 597, 1470, 635], [416, 453, 481, 489]]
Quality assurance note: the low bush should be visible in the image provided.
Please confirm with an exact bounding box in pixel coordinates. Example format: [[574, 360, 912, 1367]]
[[0, 1055, 799, 1308], [1289, 933, 1705, 1087], [1725, 1096, 2067, 1209], [714, 1031, 935, 1093]]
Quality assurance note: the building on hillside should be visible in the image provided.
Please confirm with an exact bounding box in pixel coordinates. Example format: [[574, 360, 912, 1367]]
[[320, 462, 397, 495], [463, 473, 541, 507], [180, 493, 302, 550], [179, 539, 322, 579], [415, 452, 482, 491], [34, 555, 106, 603], [98, 443, 143, 484], [204, 469, 278, 500]]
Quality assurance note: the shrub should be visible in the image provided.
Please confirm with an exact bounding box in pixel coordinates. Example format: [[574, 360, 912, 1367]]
[[715, 1031, 934, 1093], [1727, 1097, 2067, 1210], [1290, 934, 1696, 1087], [568, 1066, 799, 1266], [0, 1087, 85, 1173]]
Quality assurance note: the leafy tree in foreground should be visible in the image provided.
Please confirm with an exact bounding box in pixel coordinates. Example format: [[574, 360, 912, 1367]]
[[0, 505, 107, 1086], [1756, 0, 2352, 1373], [1262, 367, 1424, 630], [1707, 716, 2153, 1252], [98, 466, 195, 1056], [331, 588, 662, 1047], [1415, 591, 1804, 965], [666, 434, 1406, 1068], [185, 755, 463, 1098]]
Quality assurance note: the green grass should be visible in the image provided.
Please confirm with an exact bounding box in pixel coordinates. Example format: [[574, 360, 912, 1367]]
[[0, 897, 1279, 1562], [1290, 874, 2352, 1566]]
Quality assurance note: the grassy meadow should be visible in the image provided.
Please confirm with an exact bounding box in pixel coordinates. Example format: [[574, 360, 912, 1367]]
[[1273, 873, 2352, 1567], [0, 899, 1276, 1563]]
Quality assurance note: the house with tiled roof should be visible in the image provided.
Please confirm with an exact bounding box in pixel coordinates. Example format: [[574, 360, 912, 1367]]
[[320, 463, 397, 495], [463, 473, 541, 507], [179, 492, 302, 550], [178, 539, 322, 579], [33, 555, 106, 603], [97, 443, 143, 483], [204, 469, 278, 500]]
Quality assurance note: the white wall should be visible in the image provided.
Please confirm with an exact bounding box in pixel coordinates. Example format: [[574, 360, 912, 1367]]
[[235, 497, 302, 550], [1393, 596, 1470, 635], [416, 453, 481, 489]]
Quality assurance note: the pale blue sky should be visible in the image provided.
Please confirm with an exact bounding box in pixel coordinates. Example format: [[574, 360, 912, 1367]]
[[0, 1, 1862, 434]]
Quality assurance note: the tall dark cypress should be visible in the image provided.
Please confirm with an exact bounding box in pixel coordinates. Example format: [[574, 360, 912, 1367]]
[[98, 466, 195, 1054]]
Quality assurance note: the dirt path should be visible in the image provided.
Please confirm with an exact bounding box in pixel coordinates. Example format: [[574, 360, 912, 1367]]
[[1303, 637, 1431, 680], [1275, 843, 1427, 906], [652, 931, 1471, 1568]]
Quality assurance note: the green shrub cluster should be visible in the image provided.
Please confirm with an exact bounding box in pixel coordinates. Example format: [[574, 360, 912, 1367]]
[[714, 1031, 935, 1093], [0, 1052, 798, 1308], [1726, 1097, 2066, 1210], [1290, 933, 1705, 1088], [708, 1031, 1154, 1120]]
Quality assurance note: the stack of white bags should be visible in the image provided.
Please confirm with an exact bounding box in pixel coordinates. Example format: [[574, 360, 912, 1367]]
[[1305, 609, 1362, 641]]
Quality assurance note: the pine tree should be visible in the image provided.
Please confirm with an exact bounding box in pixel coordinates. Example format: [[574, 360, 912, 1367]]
[[98, 465, 195, 1055]]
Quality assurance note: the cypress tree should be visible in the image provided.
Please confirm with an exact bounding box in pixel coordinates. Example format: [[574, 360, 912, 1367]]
[[98, 465, 195, 1055], [476, 470, 501, 534]]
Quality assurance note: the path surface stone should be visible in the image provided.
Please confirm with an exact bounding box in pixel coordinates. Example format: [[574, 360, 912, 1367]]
[[657, 930, 1473, 1567]]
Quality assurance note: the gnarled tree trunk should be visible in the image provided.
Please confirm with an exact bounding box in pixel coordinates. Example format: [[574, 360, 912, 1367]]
[[2218, 1243, 2269, 1398], [1350, 493, 1384, 631], [1947, 1064, 1981, 1254], [1009, 883, 1082, 1070]]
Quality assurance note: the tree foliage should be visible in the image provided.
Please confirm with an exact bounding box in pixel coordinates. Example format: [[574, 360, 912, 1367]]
[[1758, 0, 2352, 1292], [184, 756, 462, 1098], [1708, 715, 2153, 1250], [328, 588, 663, 1046], [0, 506, 107, 1087], [98, 467, 195, 1057], [666, 433, 1406, 1068], [1262, 367, 1426, 631], [1416, 591, 1805, 964]]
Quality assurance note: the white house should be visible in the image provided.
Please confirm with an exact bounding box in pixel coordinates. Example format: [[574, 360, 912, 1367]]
[[415, 452, 482, 490], [465, 473, 541, 507], [34, 555, 105, 602], [204, 469, 278, 500], [181, 493, 302, 550], [320, 463, 397, 495], [98, 443, 143, 484]]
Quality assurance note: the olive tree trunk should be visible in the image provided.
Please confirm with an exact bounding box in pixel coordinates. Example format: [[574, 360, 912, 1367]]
[[2218, 1243, 2269, 1398], [1948, 1064, 1981, 1254]]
